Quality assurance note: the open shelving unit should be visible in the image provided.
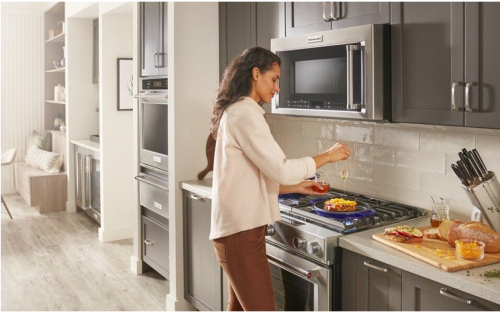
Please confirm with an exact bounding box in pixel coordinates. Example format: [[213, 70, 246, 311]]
[[44, 2, 65, 132]]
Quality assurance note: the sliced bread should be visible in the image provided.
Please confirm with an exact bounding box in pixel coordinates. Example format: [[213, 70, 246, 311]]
[[437, 220, 456, 241]]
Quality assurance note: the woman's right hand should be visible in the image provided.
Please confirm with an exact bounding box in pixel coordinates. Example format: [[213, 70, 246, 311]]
[[325, 143, 351, 163]]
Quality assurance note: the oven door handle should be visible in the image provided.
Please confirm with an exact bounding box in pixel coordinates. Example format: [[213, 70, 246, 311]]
[[134, 93, 168, 100], [135, 175, 169, 192], [266, 253, 318, 280]]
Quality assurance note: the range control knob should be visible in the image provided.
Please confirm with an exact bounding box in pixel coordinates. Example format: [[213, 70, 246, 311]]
[[306, 242, 321, 255], [292, 236, 306, 249], [266, 225, 275, 236]]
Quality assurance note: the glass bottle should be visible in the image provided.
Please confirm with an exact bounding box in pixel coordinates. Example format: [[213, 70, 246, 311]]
[[430, 198, 450, 227]]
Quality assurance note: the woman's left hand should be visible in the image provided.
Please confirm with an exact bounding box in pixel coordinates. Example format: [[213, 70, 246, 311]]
[[294, 180, 326, 195]]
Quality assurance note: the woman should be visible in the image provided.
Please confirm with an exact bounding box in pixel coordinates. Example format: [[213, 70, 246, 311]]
[[209, 46, 350, 311]]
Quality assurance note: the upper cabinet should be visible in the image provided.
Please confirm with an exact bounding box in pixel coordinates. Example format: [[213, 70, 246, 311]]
[[464, 3, 500, 129], [392, 2, 500, 129], [285, 2, 390, 37], [140, 2, 168, 77]]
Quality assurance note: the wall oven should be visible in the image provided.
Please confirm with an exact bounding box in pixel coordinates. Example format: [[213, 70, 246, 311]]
[[271, 24, 390, 121], [135, 77, 169, 172]]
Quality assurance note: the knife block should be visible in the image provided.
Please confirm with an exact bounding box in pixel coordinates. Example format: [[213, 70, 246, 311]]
[[462, 171, 500, 233]]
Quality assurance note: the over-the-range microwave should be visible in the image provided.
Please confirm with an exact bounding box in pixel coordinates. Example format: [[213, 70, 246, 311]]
[[271, 24, 390, 121]]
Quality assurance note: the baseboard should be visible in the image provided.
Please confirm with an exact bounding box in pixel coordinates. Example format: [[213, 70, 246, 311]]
[[66, 201, 76, 213], [166, 294, 196, 311], [130, 255, 143, 274], [98, 225, 133, 243]]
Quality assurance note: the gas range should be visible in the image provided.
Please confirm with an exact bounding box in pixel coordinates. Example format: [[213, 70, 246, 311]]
[[265, 188, 427, 265]]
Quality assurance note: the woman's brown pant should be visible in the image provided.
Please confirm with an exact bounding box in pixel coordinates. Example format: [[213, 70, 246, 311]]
[[213, 225, 276, 311]]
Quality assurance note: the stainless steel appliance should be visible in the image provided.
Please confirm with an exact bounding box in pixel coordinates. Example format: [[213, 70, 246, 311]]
[[266, 188, 426, 311], [75, 146, 101, 224], [271, 24, 390, 121], [135, 77, 169, 172]]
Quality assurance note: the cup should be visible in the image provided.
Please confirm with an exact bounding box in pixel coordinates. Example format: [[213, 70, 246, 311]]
[[313, 172, 330, 194]]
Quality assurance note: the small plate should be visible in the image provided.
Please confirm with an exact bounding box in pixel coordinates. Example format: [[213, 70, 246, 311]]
[[313, 198, 376, 219]]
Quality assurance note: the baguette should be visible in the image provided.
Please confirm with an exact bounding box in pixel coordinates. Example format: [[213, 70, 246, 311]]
[[447, 221, 500, 253]]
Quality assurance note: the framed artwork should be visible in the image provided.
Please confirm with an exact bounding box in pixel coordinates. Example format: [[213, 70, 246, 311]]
[[117, 58, 133, 111]]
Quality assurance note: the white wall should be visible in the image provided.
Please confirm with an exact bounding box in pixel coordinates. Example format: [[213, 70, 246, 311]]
[[1, 8, 44, 194], [267, 115, 500, 221], [166, 2, 219, 311], [99, 9, 134, 242]]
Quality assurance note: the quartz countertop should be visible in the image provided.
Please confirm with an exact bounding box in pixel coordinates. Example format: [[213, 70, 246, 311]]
[[339, 217, 500, 305], [180, 179, 500, 305]]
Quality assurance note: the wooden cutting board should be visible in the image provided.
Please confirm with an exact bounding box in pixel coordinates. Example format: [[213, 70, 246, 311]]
[[372, 227, 500, 272]]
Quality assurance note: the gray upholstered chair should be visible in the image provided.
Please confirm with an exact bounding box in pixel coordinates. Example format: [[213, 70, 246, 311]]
[[1, 148, 17, 219]]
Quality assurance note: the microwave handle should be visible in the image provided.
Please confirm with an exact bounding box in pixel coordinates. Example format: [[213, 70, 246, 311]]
[[346, 44, 363, 110]]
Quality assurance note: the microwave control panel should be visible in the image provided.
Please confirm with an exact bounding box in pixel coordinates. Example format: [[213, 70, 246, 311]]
[[285, 100, 354, 111], [142, 78, 168, 90]]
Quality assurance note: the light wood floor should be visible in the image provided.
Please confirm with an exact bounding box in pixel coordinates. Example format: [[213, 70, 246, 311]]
[[1, 193, 169, 311]]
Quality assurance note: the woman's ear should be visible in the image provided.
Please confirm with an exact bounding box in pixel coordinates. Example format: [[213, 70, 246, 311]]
[[252, 67, 259, 80]]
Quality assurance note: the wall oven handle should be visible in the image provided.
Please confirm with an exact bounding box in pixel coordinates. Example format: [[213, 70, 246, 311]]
[[330, 2, 342, 21], [451, 81, 463, 111], [134, 93, 168, 99], [267, 253, 317, 280], [439, 288, 473, 305], [322, 2, 330, 22], [135, 175, 169, 192], [465, 82, 474, 112], [363, 261, 389, 273]]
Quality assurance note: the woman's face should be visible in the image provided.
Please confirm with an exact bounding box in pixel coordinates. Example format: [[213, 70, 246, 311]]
[[251, 62, 281, 104]]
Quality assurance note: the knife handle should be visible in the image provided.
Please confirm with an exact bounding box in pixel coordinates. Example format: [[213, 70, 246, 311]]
[[472, 149, 488, 174], [467, 151, 485, 180], [458, 153, 476, 181], [451, 164, 467, 186], [457, 160, 473, 184]]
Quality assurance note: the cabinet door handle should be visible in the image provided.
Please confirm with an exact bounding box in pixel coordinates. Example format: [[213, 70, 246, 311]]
[[330, 2, 342, 21], [144, 239, 155, 245], [154, 53, 159, 68], [363, 261, 389, 273], [323, 2, 330, 22], [190, 194, 206, 202], [439, 288, 473, 305], [465, 82, 474, 112], [451, 81, 463, 111]]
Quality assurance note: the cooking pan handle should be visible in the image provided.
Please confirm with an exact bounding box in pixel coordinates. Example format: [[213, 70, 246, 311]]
[[266, 253, 318, 280]]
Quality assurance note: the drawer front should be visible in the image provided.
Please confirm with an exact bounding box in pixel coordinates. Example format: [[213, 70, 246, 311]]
[[142, 215, 169, 275], [139, 181, 169, 218]]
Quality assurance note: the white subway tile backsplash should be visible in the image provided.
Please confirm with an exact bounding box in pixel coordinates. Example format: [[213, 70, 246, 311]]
[[373, 165, 419, 189], [476, 135, 500, 159], [418, 172, 467, 200], [267, 114, 500, 209], [335, 125, 373, 144], [374, 127, 419, 149], [396, 149, 445, 174], [420, 131, 475, 153], [302, 121, 335, 140]]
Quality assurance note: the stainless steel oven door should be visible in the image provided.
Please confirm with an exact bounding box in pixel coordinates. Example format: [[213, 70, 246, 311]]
[[266, 242, 332, 311], [136, 92, 169, 172]]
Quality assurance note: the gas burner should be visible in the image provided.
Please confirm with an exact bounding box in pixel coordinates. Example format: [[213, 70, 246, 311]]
[[278, 188, 427, 234]]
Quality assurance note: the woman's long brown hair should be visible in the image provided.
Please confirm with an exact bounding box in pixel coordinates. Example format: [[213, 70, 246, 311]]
[[211, 47, 281, 139]]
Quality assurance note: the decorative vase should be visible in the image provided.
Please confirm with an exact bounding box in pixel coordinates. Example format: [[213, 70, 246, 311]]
[[61, 47, 66, 68], [60, 125, 66, 133], [54, 114, 64, 130]]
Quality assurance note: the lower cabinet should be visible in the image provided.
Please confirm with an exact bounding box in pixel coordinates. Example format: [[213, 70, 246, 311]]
[[184, 191, 224, 311], [342, 250, 402, 311], [342, 250, 500, 311], [402, 271, 500, 311], [142, 209, 169, 279]]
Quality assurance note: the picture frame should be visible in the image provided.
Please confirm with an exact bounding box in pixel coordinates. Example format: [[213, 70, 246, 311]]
[[117, 58, 133, 111]]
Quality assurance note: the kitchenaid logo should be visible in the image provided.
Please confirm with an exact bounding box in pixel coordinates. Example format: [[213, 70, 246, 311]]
[[308, 35, 323, 43]]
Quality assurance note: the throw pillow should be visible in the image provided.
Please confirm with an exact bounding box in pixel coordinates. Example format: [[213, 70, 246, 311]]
[[26, 130, 52, 152], [25, 146, 63, 173]]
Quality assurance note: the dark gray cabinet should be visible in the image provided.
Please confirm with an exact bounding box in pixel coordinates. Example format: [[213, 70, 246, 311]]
[[184, 191, 223, 311], [391, 3, 464, 126], [464, 3, 500, 129], [402, 271, 500, 311], [140, 2, 167, 77], [392, 3, 500, 129], [342, 250, 402, 311], [142, 209, 169, 279], [285, 2, 390, 37]]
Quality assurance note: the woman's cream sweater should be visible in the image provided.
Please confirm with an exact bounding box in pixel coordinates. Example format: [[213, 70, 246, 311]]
[[209, 97, 317, 240]]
